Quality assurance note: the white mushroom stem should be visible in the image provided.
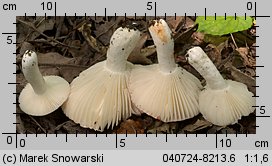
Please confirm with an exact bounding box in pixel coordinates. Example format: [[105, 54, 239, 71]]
[[187, 47, 228, 90], [106, 27, 141, 72], [149, 19, 176, 73], [22, 50, 46, 94]]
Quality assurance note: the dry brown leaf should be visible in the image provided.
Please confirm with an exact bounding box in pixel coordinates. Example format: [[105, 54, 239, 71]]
[[221, 127, 237, 134], [207, 125, 225, 134], [236, 47, 256, 67], [19, 42, 35, 56], [39, 67, 60, 76], [175, 23, 198, 44], [191, 31, 205, 45], [128, 33, 154, 64], [67, 40, 82, 58], [166, 16, 185, 32], [59, 67, 85, 83], [115, 119, 145, 134], [238, 113, 256, 134], [54, 120, 96, 134], [182, 119, 212, 132], [94, 17, 122, 45], [38, 52, 72, 65], [78, 23, 105, 53], [16, 115, 25, 134], [205, 44, 222, 66], [244, 68, 256, 77], [29, 17, 55, 40], [32, 52, 82, 82], [67, 40, 94, 59], [147, 122, 178, 134], [225, 62, 256, 94], [16, 73, 26, 89], [55, 16, 69, 38]]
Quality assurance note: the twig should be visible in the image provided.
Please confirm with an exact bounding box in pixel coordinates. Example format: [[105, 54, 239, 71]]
[[89, 53, 106, 66], [55, 16, 65, 38], [96, 22, 117, 39], [17, 19, 80, 49], [38, 63, 89, 69], [217, 52, 235, 70], [29, 116, 47, 134], [230, 33, 238, 49]]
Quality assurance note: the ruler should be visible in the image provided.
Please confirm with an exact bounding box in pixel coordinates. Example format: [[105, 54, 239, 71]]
[[0, 0, 271, 165]]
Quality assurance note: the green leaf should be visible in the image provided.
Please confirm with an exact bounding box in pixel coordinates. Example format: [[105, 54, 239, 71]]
[[196, 16, 253, 35]]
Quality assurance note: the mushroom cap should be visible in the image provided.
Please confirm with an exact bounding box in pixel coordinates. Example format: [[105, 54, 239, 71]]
[[129, 64, 202, 122], [19, 75, 70, 116], [199, 80, 255, 126], [62, 27, 141, 131], [62, 61, 134, 131]]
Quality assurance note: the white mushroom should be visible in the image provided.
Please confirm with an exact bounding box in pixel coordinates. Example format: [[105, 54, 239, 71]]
[[129, 19, 202, 122], [19, 50, 70, 116], [187, 46, 255, 126], [62, 27, 141, 131]]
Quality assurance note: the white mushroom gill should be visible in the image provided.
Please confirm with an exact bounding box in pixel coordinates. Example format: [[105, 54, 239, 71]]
[[19, 50, 70, 116], [187, 46, 255, 126], [129, 19, 202, 122], [62, 27, 141, 131]]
